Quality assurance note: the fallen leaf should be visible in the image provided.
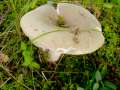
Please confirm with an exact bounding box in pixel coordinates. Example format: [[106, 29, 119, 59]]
[[0, 52, 9, 63]]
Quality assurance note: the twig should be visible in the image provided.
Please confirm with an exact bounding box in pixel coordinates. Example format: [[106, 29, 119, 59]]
[[54, 54, 64, 71], [50, 54, 64, 79], [41, 71, 48, 81], [42, 71, 79, 74], [32, 70, 36, 90], [0, 77, 11, 88]]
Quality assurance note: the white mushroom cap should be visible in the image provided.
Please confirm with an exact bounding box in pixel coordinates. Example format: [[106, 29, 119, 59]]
[[20, 3, 104, 62], [57, 3, 102, 31]]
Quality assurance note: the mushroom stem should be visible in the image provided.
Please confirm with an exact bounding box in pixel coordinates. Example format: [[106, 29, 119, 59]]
[[49, 48, 77, 62]]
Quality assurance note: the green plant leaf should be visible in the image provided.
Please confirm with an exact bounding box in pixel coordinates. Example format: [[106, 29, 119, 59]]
[[100, 87, 111, 90], [103, 3, 113, 9], [95, 70, 102, 82], [21, 42, 40, 69], [77, 87, 84, 90], [93, 82, 99, 90], [21, 42, 27, 51], [31, 62, 40, 69], [22, 50, 32, 66], [101, 65, 107, 77], [104, 81, 117, 90]]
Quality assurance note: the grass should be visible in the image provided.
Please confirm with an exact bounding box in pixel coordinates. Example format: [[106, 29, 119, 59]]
[[0, 0, 120, 90]]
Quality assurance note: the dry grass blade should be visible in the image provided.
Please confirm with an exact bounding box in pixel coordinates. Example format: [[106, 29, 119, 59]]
[[0, 77, 11, 88], [0, 64, 32, 90]]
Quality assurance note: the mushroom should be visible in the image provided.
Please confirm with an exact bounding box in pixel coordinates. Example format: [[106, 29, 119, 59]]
[[20, 3, 104, 62]]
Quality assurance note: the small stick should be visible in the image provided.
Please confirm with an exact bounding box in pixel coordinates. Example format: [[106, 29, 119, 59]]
[[0, 77, 11, 88], [41, 71, 48, 81]]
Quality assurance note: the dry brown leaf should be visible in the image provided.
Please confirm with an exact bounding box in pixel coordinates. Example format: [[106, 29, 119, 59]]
[[0, 52, 9, 63]]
